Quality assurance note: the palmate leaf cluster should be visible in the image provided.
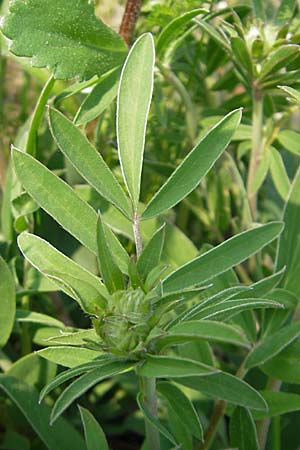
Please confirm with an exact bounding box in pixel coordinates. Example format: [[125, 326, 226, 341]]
[[0, 1, 300, 450]]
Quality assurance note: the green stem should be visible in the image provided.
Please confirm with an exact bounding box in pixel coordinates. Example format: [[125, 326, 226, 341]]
[[133, 211, 143, 258], [247, 86, 264, 220], [26, 75, 55, 155], [140, 376, 160, 450], [257, 378, 282, 450]]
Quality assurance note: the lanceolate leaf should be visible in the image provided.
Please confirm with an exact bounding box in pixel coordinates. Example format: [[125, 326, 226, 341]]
[[156, 8, 208, 56], [162, 222, 283, 294], [142, 109, 242, 220], [230, 407, 259, 450], [154, 320, 250, 351], [157, 382, 203, 440], [79, 406, 109, 450], [1, 0, 127, 80], [259, 45, 300, 81], [49, 107, 131, 218], [17, 233, 107, 299], [137, 224, 165, 280], [279, 85, 300, 104], [261, 340, 300, 383], [137, 355, 217, 378], [117, 33, 155, 208], [245, 322, 300, 368], [0, 376, 84, 450], [97, 214, 124, 294], [276, 166, 300, 296], [177, 373, 267, 410], [137, 392, 177, 445], [38, 346, 102, 368], [13, 150, 129, 272], [50, 361, 133, 424], [74, 68, 121, 125], [269, 147, 290, 200], [0, 257, 16, 347]]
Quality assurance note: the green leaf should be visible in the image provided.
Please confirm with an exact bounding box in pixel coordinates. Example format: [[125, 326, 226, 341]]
[[157, 382, 203, 440], [17, 232, 107, 300], [276, 166, 300, 296], [50, 361, 133, 424], [1, 0, 127, 80], [0, 375, 85, 450], [185, 298, 282, 321], [117, 33, 154, 207], [16, 310, 64, 328], [254, 391, 300, 419], [38, 346, 101, 368], [137, 355, 217, 378], [177, 373, 267, 410], [79, 406, 109, 450], [278, 85, 300, 104], [155, 320, 249, 351], [156, 9, 208, 56], [74, 68, 121, 125], [245, 322, 300, 368], [0, 257, 16, 348], [252, 150, 270, 193], [277, 129, 300, 155], [195, 19, 230, 52], [261, 340, 300, 383], [13, 148, 97, 251], [137, 224, 165, 281], [162, 222, 283, 294], [275, 0, 297, 25], [259, 45, 300, 81], [230, 407, 259, 450], [44, 329, 99, 346], [269, 147, 290, 200], [137, 391, 177, 445], [97, 214, 124, 294], [142, 109, 242, 220], [252, 0, 265, 20], [49, 107, 131, 218], [231, 36, 253, 79], [13, 151, 129, 272], [39, 357, 116, 402], [8, 353, 56, 389]]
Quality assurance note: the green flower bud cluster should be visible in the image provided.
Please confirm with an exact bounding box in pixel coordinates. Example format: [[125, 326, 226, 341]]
[[93, 288, 153, 356]]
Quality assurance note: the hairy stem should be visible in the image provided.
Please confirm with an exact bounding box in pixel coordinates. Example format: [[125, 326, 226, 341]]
[[133, 211, 143, 258], [247, 86, 264, 220], [119, 0, 142, 45], [26, 75, 55, 156], [140, 376, 160, 450]]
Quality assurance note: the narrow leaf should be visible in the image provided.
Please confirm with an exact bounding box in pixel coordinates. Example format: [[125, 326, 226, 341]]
[[137, 355, 217, 378], [79, 406, 109, 450], [177, 373, 267, 410], [74, 68, 121, 125], [261, 340, 300, 383], [155, 320, 250, 351], [0, 257, 16, 347], [245, 322, 300, 368], [142, 109, 242, 220], [162, 222, 283, 294], [277, 129, 300, 155], [38, 346, 101, 368], [17, 232, 107, 300], [117, 33, 155, 207], [259, 45, 300, 80], [0, 376, 84, 450], [49, 108, 131, 218], [269, 147, 290, 200], [230, 407, 259, 450], [157, 382, 203, 440], [278, 85, 300, 104], [97, 214, 124, 293], [50, 361, 133, 424], [16, 310, 64, 328], [137, 392, 177, 445], [137, 224, 165, 280]]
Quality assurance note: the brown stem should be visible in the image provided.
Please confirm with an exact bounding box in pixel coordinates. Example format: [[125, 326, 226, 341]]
[[119, 0, 142, 45]]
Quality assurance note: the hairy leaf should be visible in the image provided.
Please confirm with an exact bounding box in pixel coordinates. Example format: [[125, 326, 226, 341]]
[[79, 406, 109, 450], [0, 257, 15, 347]]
